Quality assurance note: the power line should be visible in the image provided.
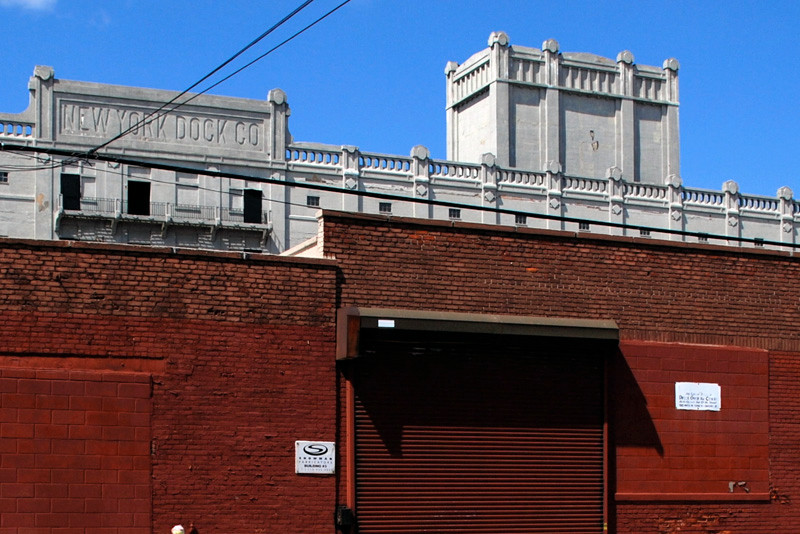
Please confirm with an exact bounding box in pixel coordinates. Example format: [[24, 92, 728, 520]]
[[86, 0, 345, 157], [2, 1, 351, 172], [1, 141, 795, 251], [192, 0, 352, 98]]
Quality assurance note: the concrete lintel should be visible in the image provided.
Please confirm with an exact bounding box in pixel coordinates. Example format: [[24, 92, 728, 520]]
[[336, 307, 619, 359]]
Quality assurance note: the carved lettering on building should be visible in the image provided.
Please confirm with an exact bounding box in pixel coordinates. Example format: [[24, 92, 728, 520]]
[[59, 102, 264, 149]]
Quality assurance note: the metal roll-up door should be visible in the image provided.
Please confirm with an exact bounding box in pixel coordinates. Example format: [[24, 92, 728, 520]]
[[353, 332, 605, 534]]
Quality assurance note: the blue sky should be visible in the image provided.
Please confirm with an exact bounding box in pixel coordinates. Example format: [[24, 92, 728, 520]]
[[1, 0, 798, 197]]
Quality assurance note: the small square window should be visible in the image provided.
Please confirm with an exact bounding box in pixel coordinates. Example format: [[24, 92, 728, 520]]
[[0, 172, 8, 184], [307, 196, 320, 207], [754, 238, 764, 247], [698, 234, 709, 243], [448, 208, 461, 220], [515, 214, 527, 226], [579, 222, 590, 231], [379, 202, 392, 214], [639, 228, 650, 237]]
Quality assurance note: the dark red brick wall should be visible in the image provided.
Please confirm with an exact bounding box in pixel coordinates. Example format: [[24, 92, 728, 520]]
[[320, 212, 800, 533], [0, 367, 151, 534], [321, 214, 800, 351], [614, 342, 769, 497], [5, 213, 800, 533], [0, 240, 339, 534]]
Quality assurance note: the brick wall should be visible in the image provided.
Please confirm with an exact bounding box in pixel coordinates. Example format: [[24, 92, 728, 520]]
[[5, 212, 800, 533], [320, 213, 800, 351], [614, 342, 769, 497], [0, 368, 151, 534], [0, 239, 339, 534], [320, 212, 800, 533]]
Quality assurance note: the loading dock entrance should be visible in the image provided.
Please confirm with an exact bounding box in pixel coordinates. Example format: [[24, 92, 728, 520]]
[[338, 309, 617, 534]]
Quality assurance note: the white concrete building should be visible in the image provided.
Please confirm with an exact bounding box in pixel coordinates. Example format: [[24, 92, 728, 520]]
[[0, 33, 797, 253]]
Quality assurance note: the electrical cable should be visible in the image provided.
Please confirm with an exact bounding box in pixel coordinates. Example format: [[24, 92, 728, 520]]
[[89, 0, 354, 154], [8, 0, 352, 172], [86, 0, 319, 156], [186, 0, 352, 100], [1, 141, 794, 251]]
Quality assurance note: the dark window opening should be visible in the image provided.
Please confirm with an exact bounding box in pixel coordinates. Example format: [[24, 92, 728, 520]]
[[60, 173, 81, 210], [448, 208, 461, 220], [379, 202, 392, 214], [244, 189, 263, 223], [0, 171, 8, 184], [515, 214, 527, 225], [127, 180, 151, 216], [307, 195, 320, 208], [579, 221, 590, 231]]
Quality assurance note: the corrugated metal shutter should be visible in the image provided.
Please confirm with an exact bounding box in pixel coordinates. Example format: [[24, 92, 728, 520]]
[[354, 333, 605, 534]]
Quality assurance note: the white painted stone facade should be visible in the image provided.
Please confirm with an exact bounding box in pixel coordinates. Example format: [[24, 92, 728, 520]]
[[0, 34, 797, 253], [446, 33, 680, 185]]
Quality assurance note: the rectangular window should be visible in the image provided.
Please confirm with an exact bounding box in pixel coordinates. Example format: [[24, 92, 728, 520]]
[[515, 214, 527, 225], [448, 208, 461, 220], [579, 222, 590, 231], [754, 238, 764, 247], [639, 228, 651, 237], [307, 195, 320, 207], [176, 172, 199, 206], [243, 189, 263, 223], [60, 173, 81, 210], [127, 180, 151, 216], [229, 188, 243, 212], [379, 202, 392, 214], [0, 171, 8, 184]]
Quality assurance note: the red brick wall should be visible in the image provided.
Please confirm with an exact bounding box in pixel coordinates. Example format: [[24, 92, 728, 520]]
[[0, 240, 339, 534], [614, 342, 769, 497], [4, 213, 800, 533], [320, 212, 800, 533], [320, 214, 800, 351], [0, 368, 151, 534]]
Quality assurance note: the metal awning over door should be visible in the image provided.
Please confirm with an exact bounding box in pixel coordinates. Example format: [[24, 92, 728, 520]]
[[351, 329, 609, 534]]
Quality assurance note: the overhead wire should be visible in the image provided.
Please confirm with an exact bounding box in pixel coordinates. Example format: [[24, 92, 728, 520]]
[[86, 0, 319, 156], [1, 3, 783, 249], [183, 0, 352, 100], [1, 0, 347, 174], [1, 141, 794, 251]]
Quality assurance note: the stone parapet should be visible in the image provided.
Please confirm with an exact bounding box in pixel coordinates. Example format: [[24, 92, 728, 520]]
[[0, 62, 796, 253], [285, 143, 799, 251]]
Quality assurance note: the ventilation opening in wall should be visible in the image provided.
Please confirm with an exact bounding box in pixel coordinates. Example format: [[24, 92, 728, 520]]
[[448, 208, 461, 220], [639, 228, 650, 237], [698, 234, 709, 243], [579, 222, 590, 231], [754, 238, 764, 247], [515, 214, 527, 226], [307, 195, 320, 208], [379, 202, 392, 214]]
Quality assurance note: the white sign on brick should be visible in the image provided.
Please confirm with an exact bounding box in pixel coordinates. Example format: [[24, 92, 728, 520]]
[[675, 382, 721, 411], [295, 441, 335, 474]]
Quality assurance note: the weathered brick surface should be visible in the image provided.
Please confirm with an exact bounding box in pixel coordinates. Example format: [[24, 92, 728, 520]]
[[614, 342, 769, 498], [0, 239, 338, 534], [6, 212, 800, 533], [321, 214, 800, 351], [0, 369, 151, 533], [321, 212, 800, 533]]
